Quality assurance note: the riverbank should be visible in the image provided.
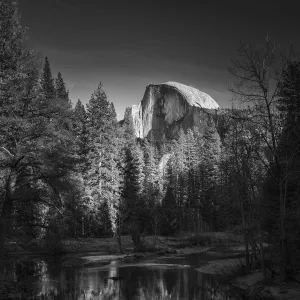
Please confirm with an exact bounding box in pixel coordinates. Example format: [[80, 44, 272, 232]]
[[4, 231, 240, 256], [2, 232, 242, 271], [232, 271, 300, 300], [49, 233, 238, 267], [193, 245, 300, 300]]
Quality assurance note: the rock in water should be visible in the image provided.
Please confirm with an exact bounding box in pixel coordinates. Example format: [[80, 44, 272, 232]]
[[128, 81, 219, 141]]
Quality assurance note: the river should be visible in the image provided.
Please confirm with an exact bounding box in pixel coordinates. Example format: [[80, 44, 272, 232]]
[[3, 247, 250, 299]]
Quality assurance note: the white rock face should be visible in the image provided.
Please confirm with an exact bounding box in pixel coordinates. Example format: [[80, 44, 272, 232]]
[[128, 82, 219, 140], [131, 103, 143, 138], [164, 82, 219, 110]]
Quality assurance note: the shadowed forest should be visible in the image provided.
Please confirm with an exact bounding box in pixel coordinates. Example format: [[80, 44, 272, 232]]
[[1, 1, 300, 299]]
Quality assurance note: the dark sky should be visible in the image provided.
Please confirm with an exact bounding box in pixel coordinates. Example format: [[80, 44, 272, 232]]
[[18, 0, 300, 119]]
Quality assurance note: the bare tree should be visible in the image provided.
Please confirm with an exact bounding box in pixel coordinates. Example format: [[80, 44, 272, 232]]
[[229, 38, 294, 279]]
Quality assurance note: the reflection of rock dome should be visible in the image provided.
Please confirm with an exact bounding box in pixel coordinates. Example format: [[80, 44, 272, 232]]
[[127, 82, 219, 141]]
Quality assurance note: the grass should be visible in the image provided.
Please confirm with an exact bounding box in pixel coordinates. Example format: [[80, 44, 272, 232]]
[[177, 231, 242, 247], [5, 231, 242, 257]]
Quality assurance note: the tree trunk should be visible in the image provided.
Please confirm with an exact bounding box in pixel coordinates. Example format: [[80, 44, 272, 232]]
[[154, 222, 157, 249], [0, 195, 13, 258], [116, 215, 123, 253], [260, 243, 267, 278], [279, 179, 289, 280], [0, 171, 16, 258], [241, 200, 250, 272], [199, 212, 203, 233], [131, 222, 143, 252], [194, 208, 200, 236], [152, 213, 159, 249], [179, 209, 183, 236], [116, 231, 123, 254]]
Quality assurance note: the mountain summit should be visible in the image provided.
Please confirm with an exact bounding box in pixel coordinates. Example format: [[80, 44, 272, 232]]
[[127, 82, 219, 141], [162, 82, 219, 110]]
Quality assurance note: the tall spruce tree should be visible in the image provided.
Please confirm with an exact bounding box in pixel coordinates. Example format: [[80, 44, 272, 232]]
[[200, 125, 221, 231], [120, 110, 146, 249], [55, 72, 69, 102], [85, 83, 122, 238], [41, 57, 55, 99], [176, 129, 189, 233], [142, 138, 162, 240], [86, 82, 112, 134], [143, 138, 159, 199], [73, 99, 89, 163], [123, 142, 145, 251], [186, 128, 201, 233]]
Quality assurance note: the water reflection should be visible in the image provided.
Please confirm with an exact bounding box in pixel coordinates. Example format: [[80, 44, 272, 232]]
[[3, 255, 247, 300]]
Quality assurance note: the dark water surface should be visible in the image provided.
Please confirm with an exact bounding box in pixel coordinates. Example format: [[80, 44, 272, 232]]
[[4, 247, 249, 300]]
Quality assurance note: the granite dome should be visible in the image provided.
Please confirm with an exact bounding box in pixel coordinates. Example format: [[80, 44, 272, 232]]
[[126, 82, 219, 140], [163, 82, 219, 110]]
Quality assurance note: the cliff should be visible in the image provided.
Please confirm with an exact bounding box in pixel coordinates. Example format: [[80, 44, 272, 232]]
[[127, 81, 219, 141]]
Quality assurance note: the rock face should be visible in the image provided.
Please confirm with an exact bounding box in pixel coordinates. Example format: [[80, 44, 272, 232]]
[[129, 81, 219, 141]]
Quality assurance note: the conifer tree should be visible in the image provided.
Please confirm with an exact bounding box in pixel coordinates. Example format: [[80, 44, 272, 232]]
[[200, 125, 221, 230], [186, 129, 200, 233], [123, 141, 145, 250], [120, 110, 146, 249], [41, 56, 55, 99], [85, 83, 122, 239], [55, 72, 69, 102], [99, 200, 113, 236], [73, 99, 89, 161], [86, 82, 112, 134], [175, 128, 189, 233], [123, 107, 136, 141], [99, 123, 123, 237], [142, 138, 163, 240], [86, 83, 118, 197], [143, 138, 159, 198]]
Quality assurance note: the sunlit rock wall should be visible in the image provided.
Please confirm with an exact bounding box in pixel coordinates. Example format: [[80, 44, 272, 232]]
[[128, 82, 219, 141]]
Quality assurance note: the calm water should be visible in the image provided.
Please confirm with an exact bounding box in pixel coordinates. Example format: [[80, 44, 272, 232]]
[[3, 248, 248, 300]]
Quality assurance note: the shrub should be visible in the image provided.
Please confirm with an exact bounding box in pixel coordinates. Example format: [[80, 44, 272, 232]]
[[42, 232, 65, 254], [188, 234, 212, 246]]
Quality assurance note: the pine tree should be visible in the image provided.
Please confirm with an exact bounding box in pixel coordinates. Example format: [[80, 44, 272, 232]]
[[142, 138, 163, 242], [143, 138, 159, 199], [55, 72, 69, 103], [86, 82, 112, 134], [123, 107, 136, 142], [41, 57, 55, 99], [99, 123, 123, 237], [86, 83, 118, 198], [123, 142, 145, 251], [99, 200, 113, 236], [73, 99, 89, 161], [85, 83, 122, 239], [200, 125, 221, 231], [176, 128, 189, 233], [186, 128, 201, 233]]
